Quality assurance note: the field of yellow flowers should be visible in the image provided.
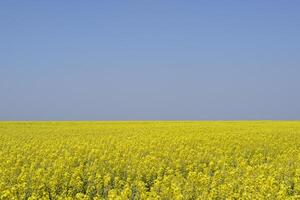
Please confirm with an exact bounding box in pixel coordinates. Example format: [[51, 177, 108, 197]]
[[0, 121, 300, 199]]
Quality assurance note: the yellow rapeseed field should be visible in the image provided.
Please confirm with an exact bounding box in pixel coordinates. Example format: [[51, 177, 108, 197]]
[[0, 121, 300, 199]]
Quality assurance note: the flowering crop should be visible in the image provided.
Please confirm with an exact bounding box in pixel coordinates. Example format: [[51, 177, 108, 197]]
[[0, 121, 300, 199]]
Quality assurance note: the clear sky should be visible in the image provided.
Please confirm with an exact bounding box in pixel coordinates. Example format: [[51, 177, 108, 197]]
[[1, 1, 300, 120]]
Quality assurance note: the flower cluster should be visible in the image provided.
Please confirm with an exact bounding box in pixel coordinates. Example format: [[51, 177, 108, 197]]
[[0, 121, 300, 199]]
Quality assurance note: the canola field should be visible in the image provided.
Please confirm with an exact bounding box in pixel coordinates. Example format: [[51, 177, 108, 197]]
[[0, 121, 300, 199]]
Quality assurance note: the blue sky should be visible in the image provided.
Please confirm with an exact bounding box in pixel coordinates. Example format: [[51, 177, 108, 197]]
[[0, 1, 300, 120]]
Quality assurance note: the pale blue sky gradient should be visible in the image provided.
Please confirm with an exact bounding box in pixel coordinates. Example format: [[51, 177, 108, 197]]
[[1, 1, 300, 120]]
